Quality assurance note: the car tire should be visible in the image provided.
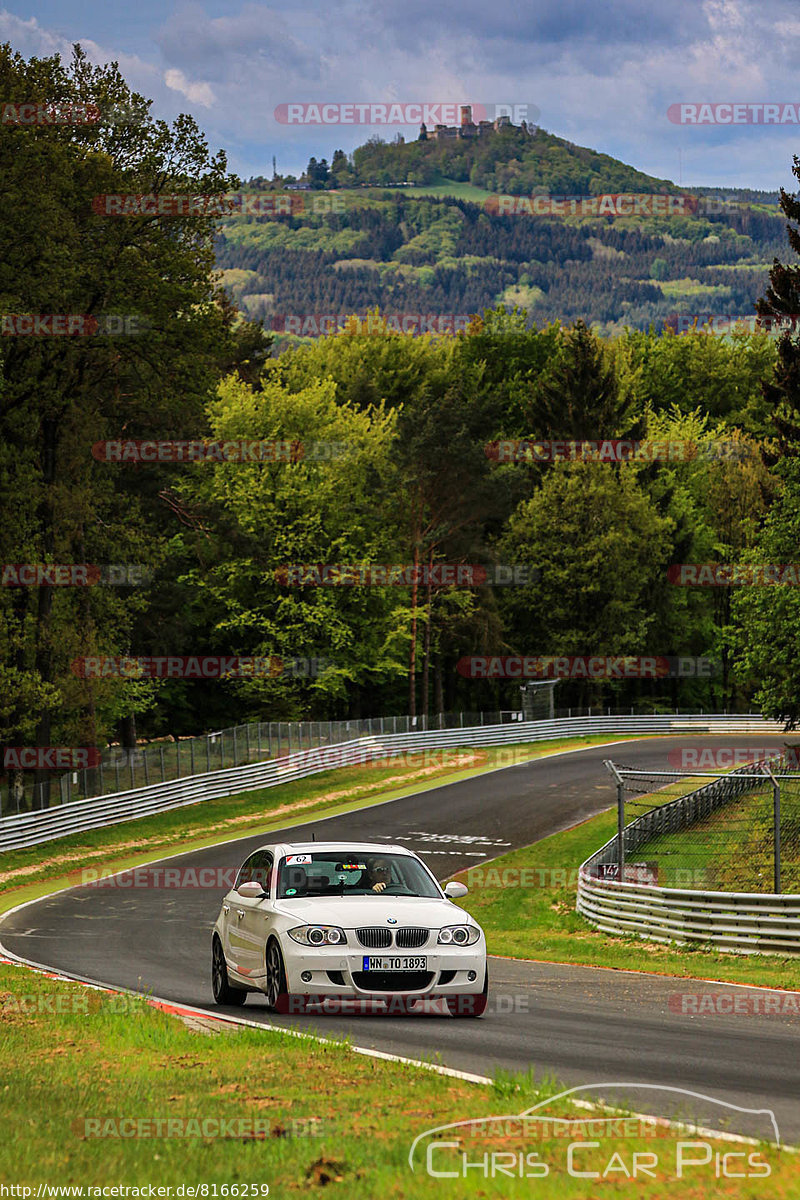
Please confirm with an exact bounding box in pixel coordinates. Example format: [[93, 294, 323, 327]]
[[212, 936, 247, 1006], [265, 938, 305, 1013], [445, 968, 488, 1018]]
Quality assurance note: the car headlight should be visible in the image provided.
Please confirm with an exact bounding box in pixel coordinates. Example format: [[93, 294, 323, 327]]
[[288, 925, 347, 946], [437, 924, 481, 946]]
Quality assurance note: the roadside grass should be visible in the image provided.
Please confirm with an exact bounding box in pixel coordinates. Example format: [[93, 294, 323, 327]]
[[0, 962, 793, 1195], [454, 800, 800, 990], [0, 735, 641, 912]]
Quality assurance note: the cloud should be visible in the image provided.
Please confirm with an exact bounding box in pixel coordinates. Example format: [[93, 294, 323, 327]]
[[164, 67, 215, 106]]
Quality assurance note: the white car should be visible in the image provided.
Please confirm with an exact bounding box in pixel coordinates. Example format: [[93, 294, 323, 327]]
[[211, 840, 488, 1017]]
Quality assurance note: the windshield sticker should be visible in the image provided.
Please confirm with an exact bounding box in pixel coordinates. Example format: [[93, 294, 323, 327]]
[[286, 854, 311, 865]]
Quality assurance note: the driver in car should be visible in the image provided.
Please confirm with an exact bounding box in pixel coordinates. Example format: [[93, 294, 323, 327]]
[[359, 858, 392, 893]]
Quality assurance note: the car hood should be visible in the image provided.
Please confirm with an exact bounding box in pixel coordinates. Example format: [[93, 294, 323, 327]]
[[272, 894, 478, 930]]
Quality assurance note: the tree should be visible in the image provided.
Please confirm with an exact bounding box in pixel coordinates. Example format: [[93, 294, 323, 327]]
[[526, 320, 639, 441], [0, 43, 264, 802], [498, 461, 672, 704], [732, 459, 800, 726]]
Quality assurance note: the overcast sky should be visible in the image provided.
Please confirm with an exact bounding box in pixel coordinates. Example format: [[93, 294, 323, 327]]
[[4, 0, 800, 189]]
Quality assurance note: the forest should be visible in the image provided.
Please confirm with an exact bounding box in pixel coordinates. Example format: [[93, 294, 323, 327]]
[[4, 42, 800, 801]]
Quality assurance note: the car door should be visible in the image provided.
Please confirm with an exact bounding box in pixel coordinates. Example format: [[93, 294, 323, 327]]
[[225, 851, 266, 977], [234, 850, 274, 982]]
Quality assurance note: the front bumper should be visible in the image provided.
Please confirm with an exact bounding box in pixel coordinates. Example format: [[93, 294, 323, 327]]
[[282, 943, 486, 997]]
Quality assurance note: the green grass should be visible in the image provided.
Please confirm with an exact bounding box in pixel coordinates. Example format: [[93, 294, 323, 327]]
[[455, 802, 800, 989], [0, 736, 643, 913], [341, 180, 495, 203], [0, 962, 794, 1193]]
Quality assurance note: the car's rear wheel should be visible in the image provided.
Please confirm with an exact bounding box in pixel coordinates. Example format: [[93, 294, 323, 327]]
[[446, 968, 488, 1018], [265, 938, 305, 1013], [212, 936, 247, 1006]]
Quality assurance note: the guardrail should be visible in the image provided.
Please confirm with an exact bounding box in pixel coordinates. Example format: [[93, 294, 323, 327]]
[[577, 759, 800, 954], [0, 712, 785, 854]]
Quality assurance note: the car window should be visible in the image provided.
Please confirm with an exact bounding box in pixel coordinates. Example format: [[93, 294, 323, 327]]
[[236, 850, 272, 891], [276, 851, 441, 899]]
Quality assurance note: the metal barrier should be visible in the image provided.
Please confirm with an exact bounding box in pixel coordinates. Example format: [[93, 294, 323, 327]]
[[577, 758, 800, 954], [0, 712, 785, 854]]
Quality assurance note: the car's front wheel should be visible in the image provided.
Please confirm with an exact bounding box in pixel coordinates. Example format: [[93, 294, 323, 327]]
[[265, 938, 304, 1013], [212, 936, 247, 1006]]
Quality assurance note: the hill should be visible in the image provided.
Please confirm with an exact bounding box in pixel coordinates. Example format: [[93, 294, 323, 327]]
[[216, 127, 787, 339]]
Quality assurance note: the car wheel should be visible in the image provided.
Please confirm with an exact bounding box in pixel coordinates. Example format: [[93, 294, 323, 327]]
[[212, 936, 247, 1006], [446, 968, 488, 1018], [265, 938, 304, 1013]]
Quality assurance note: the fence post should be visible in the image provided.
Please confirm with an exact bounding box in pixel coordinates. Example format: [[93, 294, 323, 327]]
[[766, 763, 781, 894], [604, 760, 625, 880], [190, 739, 195, 777], [160, 746, 165, 782], [233, 728, 238, 766], [206, 736, 211, 774]]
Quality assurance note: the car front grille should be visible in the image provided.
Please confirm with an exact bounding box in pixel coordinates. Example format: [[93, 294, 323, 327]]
[[352, 971, 433, 992], [395, 927, 429, 948], [356, 927, 393, 949]]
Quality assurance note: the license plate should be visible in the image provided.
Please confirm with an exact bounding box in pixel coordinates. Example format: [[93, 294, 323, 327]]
[[362, 956, 427, 971]]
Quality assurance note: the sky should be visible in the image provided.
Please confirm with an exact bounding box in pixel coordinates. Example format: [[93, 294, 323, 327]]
[[3, 0, 800, 189]]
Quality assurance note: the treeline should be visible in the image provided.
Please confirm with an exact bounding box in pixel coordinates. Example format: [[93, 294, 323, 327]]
[[215, 195, 787, 334]]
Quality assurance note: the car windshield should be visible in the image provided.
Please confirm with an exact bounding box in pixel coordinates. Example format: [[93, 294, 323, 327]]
[[276, 851, 442, 899]]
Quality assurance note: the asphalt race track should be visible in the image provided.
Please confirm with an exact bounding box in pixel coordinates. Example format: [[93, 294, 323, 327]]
[[3, 735, 799, 1144]]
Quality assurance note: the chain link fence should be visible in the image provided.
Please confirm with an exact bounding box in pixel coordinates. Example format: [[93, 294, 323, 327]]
[[603, 751, 800, 893], [1, 709, 529, 816]]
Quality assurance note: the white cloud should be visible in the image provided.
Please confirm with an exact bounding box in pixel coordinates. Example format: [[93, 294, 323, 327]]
[[164, 67, 215, 106]]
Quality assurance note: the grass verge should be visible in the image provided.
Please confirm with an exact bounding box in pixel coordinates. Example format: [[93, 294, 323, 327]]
[[0, 961, 793, 1194]]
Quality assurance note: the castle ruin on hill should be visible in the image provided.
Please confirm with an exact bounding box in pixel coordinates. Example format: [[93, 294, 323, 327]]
[[419, 104, 533, 142]]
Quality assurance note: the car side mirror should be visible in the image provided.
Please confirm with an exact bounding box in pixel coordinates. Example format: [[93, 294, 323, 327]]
[[237, 881, 268, 899], [444, 881, 468, 899]]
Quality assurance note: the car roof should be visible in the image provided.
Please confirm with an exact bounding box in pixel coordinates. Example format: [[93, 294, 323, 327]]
[[249, 841, 415, 857]]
